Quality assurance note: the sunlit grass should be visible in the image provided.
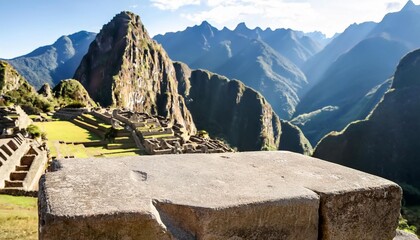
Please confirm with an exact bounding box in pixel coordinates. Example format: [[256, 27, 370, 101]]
[[0, 195, 37, 240], [34, 121, 100, 142], [34, 120, 142, 159]]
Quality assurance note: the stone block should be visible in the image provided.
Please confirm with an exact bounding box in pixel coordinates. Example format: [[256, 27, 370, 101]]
[[39, 151, 401, 240]]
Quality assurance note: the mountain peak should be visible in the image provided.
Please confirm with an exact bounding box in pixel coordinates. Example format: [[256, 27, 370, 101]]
[[234, 22, 249, 31], [199, 20, 211, 27], [74, 11, 196, 134], [401, 0, 416, 11]]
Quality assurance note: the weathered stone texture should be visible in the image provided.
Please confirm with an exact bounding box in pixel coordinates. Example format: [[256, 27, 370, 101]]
[[39, 151, 401, 240], [394, 230, 420, 240]]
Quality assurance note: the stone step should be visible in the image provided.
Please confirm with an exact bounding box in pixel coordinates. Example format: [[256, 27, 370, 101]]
[[10, 171, 27, 181], [115, 131, 131, 137], [106, 143, 136, 150], [4, 180, 23, 188], [20, 155, 35, 166], [114, 137, 134, 144], [16, 165, 30, 171]]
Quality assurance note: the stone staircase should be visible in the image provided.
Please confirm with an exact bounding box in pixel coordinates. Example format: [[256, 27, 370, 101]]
[[4, 153, 36, 188]]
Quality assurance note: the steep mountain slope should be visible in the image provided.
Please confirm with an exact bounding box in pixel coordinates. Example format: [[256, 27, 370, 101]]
[[74, 11, 196, 134], [174, 62, 280, 151], [279, 120, 313, 155], [302, 21, 377, 87], [6, 31, 96, 89], [0, 60, 51, 113], [174, 61, 312, 153], [294, 37, 408, 144], [232, 23, 322, 66], [294, 1, 420, 145], [154, 22, 311, 119], [314, 49, 420, 204], [215, 40, 307, 119], [368, 0, 420, 49]]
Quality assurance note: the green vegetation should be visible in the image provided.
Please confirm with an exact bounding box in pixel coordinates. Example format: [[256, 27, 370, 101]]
[[1, 61, 53, 114], [35, 121, 100, 142], [399, 215, 418, 236], [402, 206, 420, 237], [34, 120, 141, 159], [0, 194, 37, 240], [52, 79, 96, 108], [26, 124, 42, 138], [1, 61, 96, 114]]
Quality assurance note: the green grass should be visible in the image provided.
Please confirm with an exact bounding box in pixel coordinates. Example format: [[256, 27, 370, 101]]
[[402, 205, 420, 237], [0, 195, 37, 240], [84, 146, 141, 157], [34, 120, 142, 159], [34, 121, 101, 142]]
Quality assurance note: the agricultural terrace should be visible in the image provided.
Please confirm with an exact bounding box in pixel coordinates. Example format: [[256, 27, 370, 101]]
[[34, 117, 141, 159]]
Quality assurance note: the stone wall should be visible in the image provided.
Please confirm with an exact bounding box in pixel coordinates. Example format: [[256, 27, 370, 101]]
[[0, 136, 29, 188], [39, 151, 402, 240], [0, 134, 48, 192]]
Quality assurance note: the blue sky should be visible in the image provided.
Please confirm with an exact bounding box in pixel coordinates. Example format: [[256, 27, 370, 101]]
[[0, 0, 417, 59]]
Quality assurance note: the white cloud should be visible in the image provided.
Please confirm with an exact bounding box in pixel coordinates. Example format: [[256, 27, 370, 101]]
[[182, 0, 317, 32], [149, 0, 420, 36], [386, 2, 402, 10], [150, 0, 200, 11]]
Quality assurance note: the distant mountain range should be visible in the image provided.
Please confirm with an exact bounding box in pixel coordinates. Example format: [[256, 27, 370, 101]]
[[293, 0, 420, 144], [154, 22, 329, 119], [5, 31, 96, 89]]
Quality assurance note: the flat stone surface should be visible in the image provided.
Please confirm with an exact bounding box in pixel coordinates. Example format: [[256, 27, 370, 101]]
[[394, 230, 419, 240], [39, 151, 401, 240]]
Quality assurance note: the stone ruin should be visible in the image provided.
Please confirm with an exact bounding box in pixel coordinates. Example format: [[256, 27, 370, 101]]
[[110, 109, 233, 155], [39, 151, 402, 240], [53, 107, 88, 120], [0, 105, 32, 136], [0, 133, 48, 195]]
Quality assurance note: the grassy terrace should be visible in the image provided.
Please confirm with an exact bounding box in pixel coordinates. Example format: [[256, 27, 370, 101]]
[[0, 195, 37, 240], [34, 120, 142, 159], [35, 121, 100, 142]]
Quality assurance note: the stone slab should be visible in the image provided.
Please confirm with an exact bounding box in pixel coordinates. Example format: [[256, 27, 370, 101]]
[[236, 151, 402, 240], [39, 151, 401, 240], [394, 230, 419, 240]]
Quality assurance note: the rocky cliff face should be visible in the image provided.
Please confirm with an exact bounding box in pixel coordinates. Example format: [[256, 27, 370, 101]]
[[174, 61, 282, 151], [279, 120, 313, 155], [38, 83, 53, 99], [0, 60, 32, 95], [74, 12, 196, 134], [314, 49, 420, 204], [0, 60, 52, 113]]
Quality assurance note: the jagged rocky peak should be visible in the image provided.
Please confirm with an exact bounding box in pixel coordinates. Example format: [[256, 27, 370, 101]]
[[402, 0, 416, 11], [234, 22, 249, 31], [38, 83, 53, 99], [74, 11, 196, 134], [392, 49, 420, 89]]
